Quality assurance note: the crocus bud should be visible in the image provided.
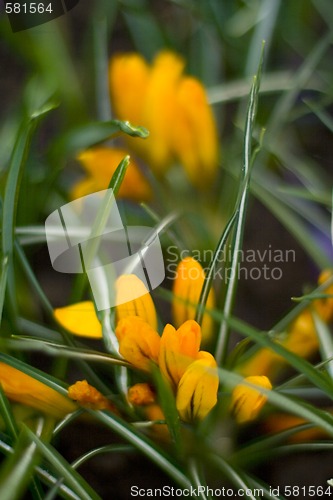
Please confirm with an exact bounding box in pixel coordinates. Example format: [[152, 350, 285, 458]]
[[172, 257, 215, 343], [176, 352, 219, 422], [115, 316, 160, 372], [115, 274, 157, 330]]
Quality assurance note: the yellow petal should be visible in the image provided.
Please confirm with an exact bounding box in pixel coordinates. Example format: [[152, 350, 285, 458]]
[[73, 147, 151, 202], [141, 51, 184, 171], [231, 375, 272, 424], [172, 257, 215, 343], [171, 77, 218, 187], [176, 353, 218, 422], [54, 301, 102, 338], [68, 380, 115, 411], [159, 320, 201, 387], [109, 53, 149, 125], [115, 316, 160, 371], [0, 363, 77, 419], [115, 274, 157, 330]]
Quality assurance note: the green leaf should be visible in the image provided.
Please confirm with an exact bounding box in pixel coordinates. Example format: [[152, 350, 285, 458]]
[[22, 425, 101, 500], [152, 365, 182, 454], [87, 409, 191, 489], [0, 427, 41, 500], [54, 120, 149, 158], [0, 384, 18, 441], [2, 100, 58, 261], [215, 42, 265, 364], [227, 315, 333, 399]]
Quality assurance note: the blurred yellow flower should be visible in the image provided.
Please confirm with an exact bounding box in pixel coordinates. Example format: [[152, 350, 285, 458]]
[[72, 147, 151, 202], [109, 51, 218, 187], [238, 270, 333, 380], [68, 379, 115, 411], [0, 363, 77, 419], [115, 274, 157, 330], [54, 301, 102, 339], [176, 352, 219, 422], [231, 375, 272, 424], [172, 257, 215, 343]]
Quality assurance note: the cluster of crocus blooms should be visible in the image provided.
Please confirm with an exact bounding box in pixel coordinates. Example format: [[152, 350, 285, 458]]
[[71, 50, 218, 201], [238, 269, 333, 381], [54, 261, 220, 424], [109, 51, 218, 188], [116, 316, 219, 422]]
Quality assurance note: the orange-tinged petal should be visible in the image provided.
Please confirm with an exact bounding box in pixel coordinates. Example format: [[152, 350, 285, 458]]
[[172, 257, 215, 343], [176, 353, 218, 422], [0, 363, 77, 418], [159, 320, 201, 386], [73, 147, 151, 202], [141, 51, 184, 171], [68, 380, 115, 411], [115, 274, 157, 330], [109, 53, 149, 125], [172, 77, 218, 187], [128, 383, 156, 406], [231, 375, 272, 424], [115, 316, 160, 371], [54, 301, 102, 338]]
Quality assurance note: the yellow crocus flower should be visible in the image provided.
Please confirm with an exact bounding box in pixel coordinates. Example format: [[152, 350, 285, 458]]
[[109, 51, 218, 187], [115, 274, 157, 330], [54, 301, 102, 339], [176, 352, 219, 422], [172, 257, 215, 343], [231, 375, 272, 424], [115, 316, 160, 372], [72, 147, 151, 202], [0, 363, 77, 419], [159, 320, 201, 387]]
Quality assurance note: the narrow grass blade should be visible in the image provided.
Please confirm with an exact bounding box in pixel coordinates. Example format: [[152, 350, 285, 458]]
[[195, 210, 238, 327], [208, 454, 258, 500], [87, 409, 191, 489], [215, 44, 264, 365], [0, 384, 18, 441], [312, 311, 333, 380], [0, 427, 41, 500], [266, 29, 333, 141], [152, 365, 182, 455], [219, 366, 333, 438], [54, 120, 149, 158], [2, 101, 57, 261], [226, 315, 333, 398], [22, 425, 101, 500], [0, 438, 81, 500], [0, 254, 9, 327]]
